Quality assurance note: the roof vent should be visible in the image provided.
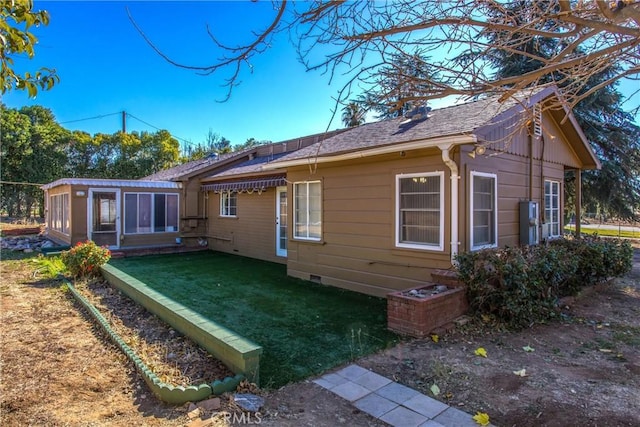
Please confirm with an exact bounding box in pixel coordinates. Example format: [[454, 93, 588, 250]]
[[401, 104, 432, 124], [207, 152, 219, 160], [533, 103, 542, 137]]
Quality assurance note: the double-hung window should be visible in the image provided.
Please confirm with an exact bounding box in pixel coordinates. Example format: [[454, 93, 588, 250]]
[[124, 193, 179, 234], [49, 193, 70, 234], [294, 181, 321, 240], [470, 171, 498, 250], [396, 172, 444, 251], [544, 180, 560, 238], [220, 191, 237, 217]]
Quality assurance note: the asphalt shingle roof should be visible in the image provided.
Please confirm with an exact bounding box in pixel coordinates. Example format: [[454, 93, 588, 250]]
[[205, 152, 290, 179], [143, 148, 254, 181], [270, 93, 527, 163]]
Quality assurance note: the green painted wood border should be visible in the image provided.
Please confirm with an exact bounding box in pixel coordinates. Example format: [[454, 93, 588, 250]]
[[100, 264, 262, 384], [63, 278, 244, 404]]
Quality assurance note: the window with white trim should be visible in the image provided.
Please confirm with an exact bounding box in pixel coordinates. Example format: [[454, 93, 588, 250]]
[[294, 181, 321, 240], [124, 193, 179, 234], [544, 180, 561, 237], [220, 191, 237, 217], [396, 172, 444, 250], [49, 193, 70, 235], [470, 171, 498, 250]]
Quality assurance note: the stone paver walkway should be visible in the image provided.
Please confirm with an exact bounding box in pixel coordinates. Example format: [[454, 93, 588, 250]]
[[313, 364, 481, 427]]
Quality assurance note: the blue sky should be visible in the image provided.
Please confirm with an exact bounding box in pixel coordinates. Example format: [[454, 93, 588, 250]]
[[4, 1, 639, 153], [3, 1, 364, 151]]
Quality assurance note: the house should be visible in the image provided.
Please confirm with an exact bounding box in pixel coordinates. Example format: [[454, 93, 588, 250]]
[[201, 86, 600, 296], [40, 131, 345, 250], [42, 86, 599, 297]]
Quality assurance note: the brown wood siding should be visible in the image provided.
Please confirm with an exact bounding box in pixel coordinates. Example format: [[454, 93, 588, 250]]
[[286, 150, 452, 297], [70, 187, 88, 244], [460, 134, 567, 251], [481, 110, 582, 168], [541, 115, 581, 168], [120, 232, 180, 248], [183, 179, 202, 218], [45, 184, 74, 245], [207, 188, 285, 264]]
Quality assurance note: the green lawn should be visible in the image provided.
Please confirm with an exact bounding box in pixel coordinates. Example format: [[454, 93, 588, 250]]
[[564, 225, 640, 239], [109, 252, 398, 388]]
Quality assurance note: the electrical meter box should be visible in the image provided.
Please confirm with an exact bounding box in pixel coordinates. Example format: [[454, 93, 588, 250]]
[[519, 201, 539, 245]]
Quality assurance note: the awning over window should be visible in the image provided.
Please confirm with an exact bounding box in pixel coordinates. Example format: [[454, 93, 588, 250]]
[[201, 175, 286, 193]]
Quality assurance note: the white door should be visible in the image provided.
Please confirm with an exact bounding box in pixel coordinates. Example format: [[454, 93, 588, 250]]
[[87, 188, 120, 249], [276, 186, 287, 257]]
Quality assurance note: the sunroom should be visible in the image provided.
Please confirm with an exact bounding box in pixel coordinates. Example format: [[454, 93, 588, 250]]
[[41, 178, 182, 249]]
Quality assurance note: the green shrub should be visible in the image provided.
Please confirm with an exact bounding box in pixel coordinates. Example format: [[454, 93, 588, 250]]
[[455, 236, 633, 330], [551, 235, 633, 291], [456, 246, 558, 329], [61, 240, 111, 278], [31, 255, 66, 279]]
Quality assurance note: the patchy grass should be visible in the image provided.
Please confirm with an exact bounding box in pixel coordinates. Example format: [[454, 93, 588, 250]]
[[109, 251, 399, 388]]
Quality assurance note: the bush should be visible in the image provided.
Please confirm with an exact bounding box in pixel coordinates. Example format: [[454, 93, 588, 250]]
[[551, 235, 633, 292], [32, 255, 66, 279], [61, 240, 111, 278], [455, 237, 633, 329]]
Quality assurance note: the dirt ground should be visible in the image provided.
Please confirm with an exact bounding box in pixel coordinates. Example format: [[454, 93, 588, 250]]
[[1, 233, 638, 427]]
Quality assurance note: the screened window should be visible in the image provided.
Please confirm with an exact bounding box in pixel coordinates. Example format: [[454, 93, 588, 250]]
[[49, 193, 70, 235], [470, 172, 498, 250], [220, 191, 237, 217], [294, 181, 321, 240], [396, 172, 444, 250], [545, 180, 561, 237], [124, 193, 178, 234]]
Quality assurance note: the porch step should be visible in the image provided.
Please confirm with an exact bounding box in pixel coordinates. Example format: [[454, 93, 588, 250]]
[[430, 269, 463, 287]]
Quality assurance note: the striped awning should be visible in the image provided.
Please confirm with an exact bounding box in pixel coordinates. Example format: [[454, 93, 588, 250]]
[[201, 175, 286, 193]]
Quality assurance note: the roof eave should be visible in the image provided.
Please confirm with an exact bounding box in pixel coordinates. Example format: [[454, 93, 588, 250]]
[[41, 178, 182, 191]]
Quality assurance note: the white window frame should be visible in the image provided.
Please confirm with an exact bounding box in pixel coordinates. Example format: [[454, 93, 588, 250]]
[[219, 191, 237, 217], [545, 180, 561, 238], [293, 181, 322, 241], [395, 172, 445, 251], [470, 171, 498, 250], [123, 192, 179, 234], [49, 193, 70, 235]]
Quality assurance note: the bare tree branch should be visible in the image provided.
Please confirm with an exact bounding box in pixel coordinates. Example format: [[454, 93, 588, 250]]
[[130, 0, 639, 115]]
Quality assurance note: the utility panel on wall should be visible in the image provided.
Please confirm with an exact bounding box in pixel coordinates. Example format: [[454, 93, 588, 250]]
[[519, 201, 539, 245]]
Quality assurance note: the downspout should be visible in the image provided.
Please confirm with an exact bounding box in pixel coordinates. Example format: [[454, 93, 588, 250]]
[[439, 145, 460, 265]]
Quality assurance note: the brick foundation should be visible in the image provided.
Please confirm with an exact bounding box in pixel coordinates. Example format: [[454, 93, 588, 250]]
[[387, 282, 469, 338]]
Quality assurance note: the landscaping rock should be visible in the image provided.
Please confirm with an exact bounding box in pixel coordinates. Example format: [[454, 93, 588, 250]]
[[234, 393, 264, 412], [1, 235, 58, 252], [197, 397, 221, 411]]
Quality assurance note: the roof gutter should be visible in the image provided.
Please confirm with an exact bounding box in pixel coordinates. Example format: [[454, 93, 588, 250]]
[[438, 144, 462, 266], [261, 135, 477, 171]]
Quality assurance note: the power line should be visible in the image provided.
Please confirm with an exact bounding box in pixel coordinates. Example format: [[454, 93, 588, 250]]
[[126, 113, 194, 147], [59, 112, 121, 125], [57, 110, 196, 150]]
